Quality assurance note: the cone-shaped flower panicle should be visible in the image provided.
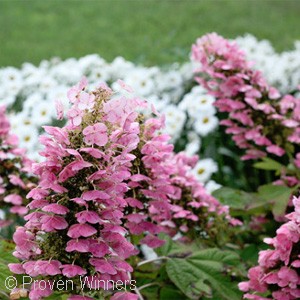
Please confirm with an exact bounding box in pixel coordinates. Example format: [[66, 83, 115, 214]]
[[192, 33, 300, 186], [10, 79, 235, 299], [0, 105, 36, 229], [239, 195, 300, 299]]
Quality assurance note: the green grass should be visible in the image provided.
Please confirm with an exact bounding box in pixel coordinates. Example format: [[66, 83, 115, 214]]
[[0, 0, 300, 68]]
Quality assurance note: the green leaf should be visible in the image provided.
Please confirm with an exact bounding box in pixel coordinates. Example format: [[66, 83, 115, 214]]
[[258, 184, 293, 217], [253, 157, 284, 172], [0, 239, 18, 293], [166, 248, 242, 300], [155, 233, 173, 256], [0, 239, 18, 264], [160, 286, 186, 300], [0, 260, 15, 293], [156, 233, 199, 256], [212, 187, 253, 210], [45, 293, 70, 300], [240, 244, 259, 266]]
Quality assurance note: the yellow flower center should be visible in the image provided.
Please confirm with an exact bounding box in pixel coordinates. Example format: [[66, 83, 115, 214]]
[[197, 168, 205, 175], [203, 117, 209, 124]]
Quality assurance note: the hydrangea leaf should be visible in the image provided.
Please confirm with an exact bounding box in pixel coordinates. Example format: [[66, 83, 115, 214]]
[[257, 184, 294, 217], [253, 157, 285, 172], [166, 248, 241, 300]]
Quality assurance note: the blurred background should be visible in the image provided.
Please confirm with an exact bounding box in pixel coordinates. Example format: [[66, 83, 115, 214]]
[[1, 0, 300, 68]]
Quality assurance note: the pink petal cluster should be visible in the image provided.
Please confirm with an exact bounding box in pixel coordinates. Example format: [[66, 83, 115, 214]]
[[10, 80, 235, 299], [0, 106, 36, 228], [239, 195, 300, 299], [192, 33, 300, 186]]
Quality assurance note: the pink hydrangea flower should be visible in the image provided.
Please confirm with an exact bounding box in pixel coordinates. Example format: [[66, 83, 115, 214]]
[[192, 33, 300, 188], [0, 106, 36, 229], [10, 80, 235, 299], [83, 122, 108, 147], [240, 195, 300, 299], [55, 99, 64, 120], [61, 264, 86, 278], [111, 292, 139, 300]]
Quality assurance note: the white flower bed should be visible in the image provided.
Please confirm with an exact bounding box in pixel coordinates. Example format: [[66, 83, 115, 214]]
[[235, 34, 300, 94], [1, 34, 299, 189]]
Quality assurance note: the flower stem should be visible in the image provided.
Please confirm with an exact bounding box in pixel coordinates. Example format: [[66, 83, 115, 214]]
[[137, 256, 168, 267]]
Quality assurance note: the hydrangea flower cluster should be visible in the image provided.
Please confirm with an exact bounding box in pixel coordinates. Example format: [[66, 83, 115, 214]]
[[0, 105, 35, 229], [9, 79, 235, 299], [239, 195, 300, 299], [2, 55, 221, 188], [192, 33, 300, 185], [1, 57, 195, 160]]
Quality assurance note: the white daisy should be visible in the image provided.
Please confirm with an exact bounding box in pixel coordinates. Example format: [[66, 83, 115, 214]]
[[156, 70, 183, 91], [109, 56, 135, 80], [193, 113, 218, 136], [191, 158, 218, 183], [205, 180, 222, 194], [180, 92, 216, 118], [50, 58, 82, 85], [184, 132, 201, 156], [162, 105, 186, 140], [9, 112, 33, 131], [22, 93, 44, 115], [32, 100, 55, 125], [78, 54, 107, 74], [14, 125, 39, 151], [124, 69, 155, 97]]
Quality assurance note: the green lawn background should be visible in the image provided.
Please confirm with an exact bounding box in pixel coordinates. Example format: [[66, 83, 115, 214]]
[[0, 0, 300, 68]]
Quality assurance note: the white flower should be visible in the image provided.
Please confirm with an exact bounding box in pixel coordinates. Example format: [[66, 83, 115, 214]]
[[190, 85, 208, 95], [147, 94, 170, 111], [179, 62, 194, 81], [184, 132, 201, 156], [193, 113, 218, 136], [88, 67, 111, 84], [205, 180, 221, 194], [156, 70, 183, 91], [0, 67, 23, 96], [140, 244, 158, 261], [180, 89, 215, 118], [109, 56, 135, 79], [46, 85, 69, 110], [124, 69, 156, 96], [162, 105, 186, 140], [49, 58, 82, 85], [0, 67, 22, 84], [191, 158, 218, 183], [78, 54, 107, 74], [21, 62, 38, 77], [31, 100, 55, 125], [27, 147, 43, 162], [0, 93, 15, 106], [22, 93, 44, 115], [0, 209, 5, 220], [14, 125, 39, 151], [9, 112, 33, 131]]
